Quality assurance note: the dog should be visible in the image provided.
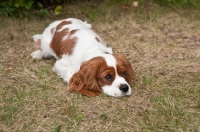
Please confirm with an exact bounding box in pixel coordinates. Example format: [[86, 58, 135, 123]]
[[31, 18, 135, 97]]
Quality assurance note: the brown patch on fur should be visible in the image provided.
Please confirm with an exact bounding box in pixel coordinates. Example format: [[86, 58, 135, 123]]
[[50, 21, 77, 58], [95, 37, 100, 42], [114, 54, 135, 84], [104, 52, 110, 54], [33, 39, 41, 50], [68, 57, 115, 97], [69, 29, 77, 35], [51, 28, 55, 34], [61, 30, 78, 57], [57, 21, 72, 30]]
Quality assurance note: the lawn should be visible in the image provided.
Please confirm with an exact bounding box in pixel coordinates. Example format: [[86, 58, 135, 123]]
[[0, 1, 200, 132]]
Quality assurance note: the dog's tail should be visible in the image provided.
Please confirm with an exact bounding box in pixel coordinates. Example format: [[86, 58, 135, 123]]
[[32, 34, 42, 50], [32, 34, 42, 42]]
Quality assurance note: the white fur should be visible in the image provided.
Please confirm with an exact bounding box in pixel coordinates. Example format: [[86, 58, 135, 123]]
[[31, 50, 42, 59], [31, 18, 131, 97]]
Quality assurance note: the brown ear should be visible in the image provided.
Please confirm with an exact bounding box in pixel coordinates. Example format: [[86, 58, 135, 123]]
[[114, 54, 135, 84], [68, 58, 103, 97]]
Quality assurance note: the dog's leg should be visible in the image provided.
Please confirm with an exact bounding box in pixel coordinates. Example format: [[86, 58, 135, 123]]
[[31, 34, 43, 59], [52, 59, 75, 83], [31, 50, 43, 59]]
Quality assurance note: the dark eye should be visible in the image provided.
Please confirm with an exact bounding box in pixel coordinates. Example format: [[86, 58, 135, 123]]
[[122, 71, 126, 77], [105, 75, 112, 80]]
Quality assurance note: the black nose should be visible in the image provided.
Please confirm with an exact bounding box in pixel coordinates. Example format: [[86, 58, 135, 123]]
[[119, 84, 129, 93]]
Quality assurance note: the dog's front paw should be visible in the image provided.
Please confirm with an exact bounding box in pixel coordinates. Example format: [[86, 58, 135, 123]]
[[31, 50, 42, 59]]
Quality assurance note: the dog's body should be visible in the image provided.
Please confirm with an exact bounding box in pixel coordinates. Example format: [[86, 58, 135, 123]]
[[31, 18, 135, 97]]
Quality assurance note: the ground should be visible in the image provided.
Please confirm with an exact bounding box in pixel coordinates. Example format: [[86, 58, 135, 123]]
[[0, 2, 200, 132]]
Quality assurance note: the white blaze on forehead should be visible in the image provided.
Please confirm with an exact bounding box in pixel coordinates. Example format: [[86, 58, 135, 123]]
[[101, 54, 116, 68]]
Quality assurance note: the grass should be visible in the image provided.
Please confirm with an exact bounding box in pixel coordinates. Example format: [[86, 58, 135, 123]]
[[0, 1, 200, 132]]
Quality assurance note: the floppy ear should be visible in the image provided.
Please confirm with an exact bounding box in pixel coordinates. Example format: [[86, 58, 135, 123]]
[[114, 54, 135, 84], [68, 58, 102, 97]]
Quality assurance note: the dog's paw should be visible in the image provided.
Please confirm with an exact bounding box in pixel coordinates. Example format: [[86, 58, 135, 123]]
[[31, 50, 42, 59]]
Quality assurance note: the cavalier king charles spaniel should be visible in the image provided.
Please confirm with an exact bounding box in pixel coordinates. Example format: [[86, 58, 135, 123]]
[[31, 18, 135, 97]]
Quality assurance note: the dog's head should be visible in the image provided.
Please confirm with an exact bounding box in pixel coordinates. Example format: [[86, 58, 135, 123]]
[[68, 54, 135, 97]]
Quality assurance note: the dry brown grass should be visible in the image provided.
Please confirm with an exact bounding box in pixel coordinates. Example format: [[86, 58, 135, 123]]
[[0, 2, 200, 132]]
